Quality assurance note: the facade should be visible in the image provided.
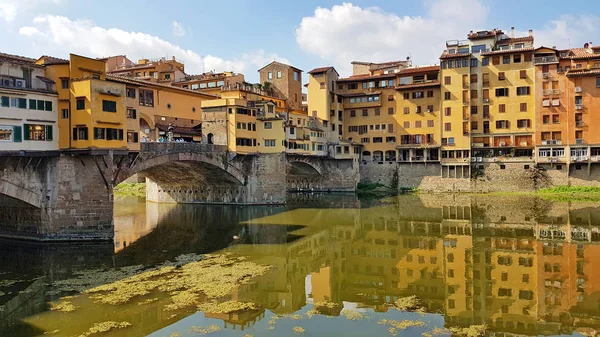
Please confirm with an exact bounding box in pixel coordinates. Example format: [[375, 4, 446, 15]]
[[104, 56, 185, 83], [0, 53, 59, 153], [258, 61, 303, 110], [171, 71, 246, 95]]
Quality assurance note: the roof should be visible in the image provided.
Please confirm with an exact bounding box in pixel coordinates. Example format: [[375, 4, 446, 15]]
[[36, 76, 55, 84], [467, 29, 504, 40], [439, 52, 471, 60], [481, 47, 535, 56], [257, 61, 303, 73], [307, 66, 339, 76], [398, 65, 439, 75], [559, 48, 600, 60], [337, 73, 396, 83], [339, 91, 382, 98], [566, 68, 600, 77], [0, 52, 37, 64], [106, 75, 218, 98], [37, 55, 70, 65], [156, 123, 201, 136], [496, 36, 534, 44], [369, 60, 411, 70]]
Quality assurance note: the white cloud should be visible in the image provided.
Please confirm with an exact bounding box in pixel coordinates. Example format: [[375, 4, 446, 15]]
[[172, 21, 186, 37], [18, 15, 289, 80], [296, 1, 600, 76], [0, 0, 63, 22]]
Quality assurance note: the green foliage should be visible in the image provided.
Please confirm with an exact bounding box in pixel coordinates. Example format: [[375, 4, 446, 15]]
[[114, 183, 146, 197], [357, 182, 385, 191], [539, 185, 600, 194]]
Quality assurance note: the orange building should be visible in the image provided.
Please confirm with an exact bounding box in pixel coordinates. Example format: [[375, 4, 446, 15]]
[[171, 71, 246, 96], [105, 56, 185, 83]]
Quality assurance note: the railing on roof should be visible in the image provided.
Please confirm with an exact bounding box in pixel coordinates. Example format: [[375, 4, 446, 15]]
[[446, 39, 470, 47], [534, 56, 558, 64]]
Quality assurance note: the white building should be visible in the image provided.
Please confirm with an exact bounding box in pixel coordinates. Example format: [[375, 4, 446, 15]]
[[0, 53, 58, 153]]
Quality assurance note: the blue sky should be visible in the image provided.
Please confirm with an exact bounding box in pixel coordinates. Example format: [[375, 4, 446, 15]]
[[2, 0, 599, 82]]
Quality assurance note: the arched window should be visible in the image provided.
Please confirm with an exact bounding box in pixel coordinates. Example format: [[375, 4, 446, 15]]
[[207, 133, 214, 144]]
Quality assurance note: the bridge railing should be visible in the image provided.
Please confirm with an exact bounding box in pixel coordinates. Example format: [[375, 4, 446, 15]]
[[140, 142, 228, 155]]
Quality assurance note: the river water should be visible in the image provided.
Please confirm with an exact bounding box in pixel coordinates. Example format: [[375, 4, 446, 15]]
[[0, 193, 599, 337]]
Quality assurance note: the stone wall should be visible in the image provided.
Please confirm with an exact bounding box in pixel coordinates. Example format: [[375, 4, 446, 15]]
[[287, 158, 359, 192], [239, 153, 287, 204]]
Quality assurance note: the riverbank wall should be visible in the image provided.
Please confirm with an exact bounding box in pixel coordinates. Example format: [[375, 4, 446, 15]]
[[359, 161, 600, 192]]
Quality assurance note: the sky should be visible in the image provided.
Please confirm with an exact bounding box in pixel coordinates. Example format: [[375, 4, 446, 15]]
[[2, 0, 599, 83]]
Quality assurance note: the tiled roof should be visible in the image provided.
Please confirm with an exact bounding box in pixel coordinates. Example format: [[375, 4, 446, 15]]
[[439, 52, 470, 59], [481, 47, 535, 56], [337, 73, 396, 83], [307, 66, 334, 74], [0, 52, 37, 64], [566, 68, 600, 77], [370, 60, 410, 69], [395, 80, 440, 90], [106, 75, 218, 98], [398, 65, 439, 75], [467, 29, 504, 40], [560, 48, 600, 60], [257, 60, 303, 73], [496, 36, 534, 44], [39, 55, 69, 65]]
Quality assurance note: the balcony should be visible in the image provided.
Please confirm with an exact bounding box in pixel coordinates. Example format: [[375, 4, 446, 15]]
[[463, 113, 470, 120], [482, 98, 490, 104], [534, 56, 558, 64], [541, 140, 562, 145], [542, 73, 552, 79], [576, 138, 584, 145], [576, 120, 584, 128], [462, 83, 469, 89], [446, 39, 470, 47], [462, 100, 469, 106], [542, 89, 561, 96], [576, 104, 583, 110], [571, 156, 589, 162], [591, 155, 600, 162]]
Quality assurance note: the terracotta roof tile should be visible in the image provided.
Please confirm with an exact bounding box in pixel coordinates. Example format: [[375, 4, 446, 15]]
[[560, 48, 600, 60], [439, 52, 471, 59], [481, 47, 535, 56], [398, 66, 439, 75], [395, 80, 440, 90], [467, 29, 504, 40], [337, 73, 396, 83], [0, 52, 37, 64], [566, 68, 600, 77], [496, 36, 534, 44], [307, 66, 334, 74], [39, 55, 69, 65], [106, 74, 218, 98]]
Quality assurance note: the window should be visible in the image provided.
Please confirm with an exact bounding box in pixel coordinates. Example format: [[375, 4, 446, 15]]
[[362, 109, 368, 116], [76, 98, 85, 110], [216, 80, 224, 87], [320, 82, 325, 89], [388, 95, 394, 101], [471, 105, 478, 115], [552, 115, 559, 124], [444, 107, 451, 116], [102, 100, 117, 112], [294, 71, 299, 81], [350, 110, 356, 117], [73, 127, 88, 140], [415, 121, 422, 128], [126, 88, 136, 98], [403, 121, 410, 128], [471, 121, 478, 130], [503, 55, 510, 64], [444, 92, 451, 100], [126, 108, 136, 119], [427, 90, 433, 98], [276, 71, 281, 79], [403, 107, 410, 114], [471, 89, 478, 99], [36, 100, 44, 110], [427, 120, 434, 127], [470, 58, 479, 67], [403, 92, 409, 99], [514, 54, 521, 63], [492, 56, 500, 65], [412, 91, 424, 99], [127, 131, 139, 143], [482, 57, 489, 66], [61, 79, 69, 89], [139, 89, 154, 107], [268, 72, 272, 80], [416, 106, 422, 114], [498, 72, 506, 80], [597, 77, 600, 87], [444, 123, 451, 131], [496, 88, 509, 97], [520, 70, 527, 79], [444, 76, 451, 85], [94, 127, 106, 140], [0, 125, 18, 142], [499, 104, 506, 112], [543, 115, 550, 124], [517, 119, 530, 128], [520, 103, 527, 112], [374, 108, 380, 116], [517, 86, 531, 96], [61, 109, 69, 119], [496, 120, 509, 129], [164, 74, 171, 80], [24, 124, 51, 141], [427, 105, 433, 113], [265, 139, 276, 147], [199, 83, 207, 89], [388, 107, 394, 115]]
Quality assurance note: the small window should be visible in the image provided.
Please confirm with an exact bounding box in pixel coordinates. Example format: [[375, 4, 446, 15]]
[[61, 109, 69, 119], [76, 98, 85, 110], [500, 164, 506, 170], [276, 71, 281, 79], [444, 92, 451, 100], [524, 165, 530, 170], [102, 100, 117, 112], [556, 165, 562, 170], [61, 79, 69, 89]]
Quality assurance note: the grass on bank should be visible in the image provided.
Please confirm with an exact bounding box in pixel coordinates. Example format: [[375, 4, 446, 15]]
[[114, 183, 146, 198], [469, 186, 600, 202]]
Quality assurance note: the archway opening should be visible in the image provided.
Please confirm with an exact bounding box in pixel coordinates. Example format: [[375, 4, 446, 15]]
[[207, 133, 214, 144]]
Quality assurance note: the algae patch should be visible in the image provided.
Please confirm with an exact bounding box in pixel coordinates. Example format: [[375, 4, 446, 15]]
[[77, 321, 131, 337]]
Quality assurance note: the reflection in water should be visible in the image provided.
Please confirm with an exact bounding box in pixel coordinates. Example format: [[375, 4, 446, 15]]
[[0, 193, 599, 336]]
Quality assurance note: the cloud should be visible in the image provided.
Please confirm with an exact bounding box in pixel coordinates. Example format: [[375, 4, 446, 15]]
[[0, 0, 63, 22], [18, 15, 289, 80], [172, 21, 186, 37], [296, 1, 600, 76]]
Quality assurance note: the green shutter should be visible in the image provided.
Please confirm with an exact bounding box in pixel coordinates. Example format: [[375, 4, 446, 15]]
[[45, 125, 53, 141], [73, 128, 78, 141], [1, 96, 8, 107], [45, 101, 52, 111], [37, 100, 44, 111], [29, 99, 36, 110], [23, 124, 31, 140], [18, 98, 26, 109], [13, 126, 22, 142]]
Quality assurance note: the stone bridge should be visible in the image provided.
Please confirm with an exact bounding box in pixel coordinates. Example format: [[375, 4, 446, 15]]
[[0, 143, 359, 241]]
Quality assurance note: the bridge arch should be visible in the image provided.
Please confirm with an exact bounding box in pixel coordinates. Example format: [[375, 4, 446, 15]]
[[0, 179, 42, 208], [286, 156, 323, 175]]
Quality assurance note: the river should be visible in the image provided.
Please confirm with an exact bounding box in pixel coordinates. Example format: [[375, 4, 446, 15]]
[[0, 193, 599, 337]]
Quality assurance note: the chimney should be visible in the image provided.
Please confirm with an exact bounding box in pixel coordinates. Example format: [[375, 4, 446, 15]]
[[511, 27, 515, 38], [528, 29, 533, 37]]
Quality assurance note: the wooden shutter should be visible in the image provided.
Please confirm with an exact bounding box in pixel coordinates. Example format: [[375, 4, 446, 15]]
[[133, 132, 139, 143], [23, 124, 31, 140], [118, 129, 124, 140], [0, 96, 8, 107], [13, 126, 22, 142], [45, 125, 53, 141], [73, 128, 78, 141]]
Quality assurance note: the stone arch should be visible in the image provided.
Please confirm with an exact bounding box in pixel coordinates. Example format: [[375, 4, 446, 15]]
[[287, 156, 322, 175], [0, 179, 41, 208], [116, 152, 246, 186]]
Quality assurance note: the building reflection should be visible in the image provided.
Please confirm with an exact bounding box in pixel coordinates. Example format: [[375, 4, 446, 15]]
[[224, 194, 600, 335]]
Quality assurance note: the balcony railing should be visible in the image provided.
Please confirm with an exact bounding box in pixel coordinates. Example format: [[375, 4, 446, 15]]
[[446, 39, 470, 47], [576, 138, 584, 145], [542, 89, 561, 96], [534, 56, 558, 64], [576, 104, 583, 110], [462, 83, 469, 89], [576, 120, 584, 128]]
